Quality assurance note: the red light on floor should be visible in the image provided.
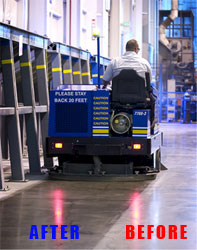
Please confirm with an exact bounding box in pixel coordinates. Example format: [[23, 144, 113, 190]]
[[56, 210, 62, 216], [133, 144, 141, 150], [52, 190, 63, 226], [55, 143, 63, 149]]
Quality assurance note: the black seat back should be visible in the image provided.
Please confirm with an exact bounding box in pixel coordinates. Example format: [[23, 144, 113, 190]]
[[112, 69, 146, 105], [145, 71, 151, 92]]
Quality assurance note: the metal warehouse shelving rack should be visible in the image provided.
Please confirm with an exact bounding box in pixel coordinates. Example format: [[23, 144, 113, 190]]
[[47, 42, 91, 88], [0, 23, 111, 190], [0, 22, 52, 190], [90, 55, 110, 84]]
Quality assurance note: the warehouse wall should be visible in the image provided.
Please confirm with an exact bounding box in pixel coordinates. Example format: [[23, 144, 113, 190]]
[[0, 0, 18, 26], [0, 0, 158, 63]]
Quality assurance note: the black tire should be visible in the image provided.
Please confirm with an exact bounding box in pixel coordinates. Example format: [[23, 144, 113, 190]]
[[156, 148, 161, 172]]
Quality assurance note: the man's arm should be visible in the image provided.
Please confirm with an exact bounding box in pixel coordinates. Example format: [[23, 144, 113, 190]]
[[102, 61, 113, 88], [102, 79, 110, 89], [145, 61, 152, 82], [141, 58, 152, 82]]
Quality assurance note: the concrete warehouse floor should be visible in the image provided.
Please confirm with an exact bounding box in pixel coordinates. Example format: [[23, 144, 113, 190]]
[[0, 123, 196, 250]]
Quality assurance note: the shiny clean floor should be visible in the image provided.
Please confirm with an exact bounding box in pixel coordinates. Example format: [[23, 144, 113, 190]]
[[0, 123, 196, 249]]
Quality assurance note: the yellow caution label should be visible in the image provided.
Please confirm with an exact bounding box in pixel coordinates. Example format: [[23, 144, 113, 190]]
[[92, 74, 103, 78], [133, 130, 147, 134], [93, 129, 109, 134], [52, 68, 61, 72], [63, 69, 72, 73], [36, 65, 46, 69], [20, 62, 31, 67], [73, 71, 80, 75], [2, 59, 13, 64], [93, 97, 108, 100], [82, 72, 90, 76]]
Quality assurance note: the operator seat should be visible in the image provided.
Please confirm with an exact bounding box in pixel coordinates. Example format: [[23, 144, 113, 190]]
[[111, 69, 150, 108]]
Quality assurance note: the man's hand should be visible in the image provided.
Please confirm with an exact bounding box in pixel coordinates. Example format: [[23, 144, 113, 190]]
[[102, 79, 110, 89]]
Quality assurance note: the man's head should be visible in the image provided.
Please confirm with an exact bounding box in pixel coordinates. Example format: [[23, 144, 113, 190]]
[[126, 39, 140, 54]]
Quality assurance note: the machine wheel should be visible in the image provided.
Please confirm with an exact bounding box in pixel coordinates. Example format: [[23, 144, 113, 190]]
[[155, 148, 161, 172]]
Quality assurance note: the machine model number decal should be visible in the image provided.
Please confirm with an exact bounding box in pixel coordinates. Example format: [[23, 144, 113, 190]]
[[134, 111, 147, 116]]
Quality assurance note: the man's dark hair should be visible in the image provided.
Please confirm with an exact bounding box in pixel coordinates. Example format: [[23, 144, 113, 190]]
[[126, 39, 139, 51]]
